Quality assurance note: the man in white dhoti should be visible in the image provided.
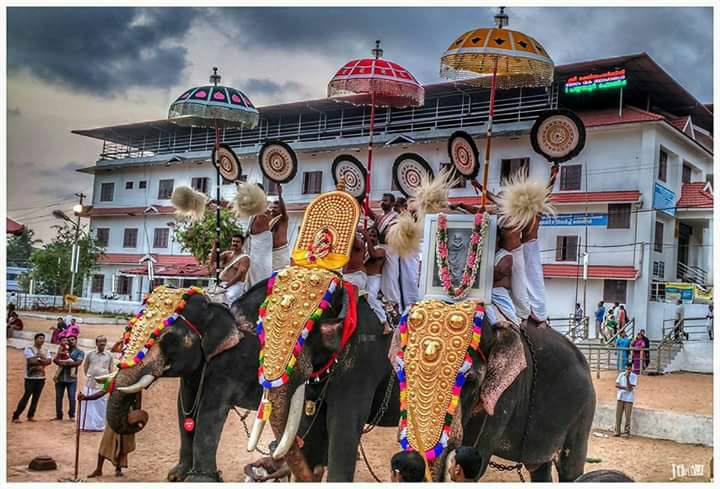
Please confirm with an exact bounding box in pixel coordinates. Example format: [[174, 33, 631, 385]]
[[268, 184, 290, 271], [362, 227, 392, 334], [210, 234, 250, 306], [81, 336, 114, 432], [247, 211, 273, 287]]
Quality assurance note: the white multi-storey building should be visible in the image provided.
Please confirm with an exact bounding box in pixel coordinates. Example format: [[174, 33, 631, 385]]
[[74, 53, 713, 339]]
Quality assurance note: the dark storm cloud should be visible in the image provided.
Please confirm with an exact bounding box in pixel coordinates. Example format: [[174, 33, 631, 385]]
[[7, 7, 198, 95], [239, 78, 307, 97], [209, 6, 713, 102]]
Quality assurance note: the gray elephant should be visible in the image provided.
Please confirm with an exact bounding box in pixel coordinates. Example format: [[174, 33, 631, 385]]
[[403, 316, 596, 482], [104, 291, 263, 482]]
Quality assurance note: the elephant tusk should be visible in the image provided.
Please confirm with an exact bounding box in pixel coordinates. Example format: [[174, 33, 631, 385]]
[[272, 384, 306, 460], [247, 389, 270, 452], [443, 449, 457, 482], [116, 374, 156, 394], [94, 371, 117, 383]]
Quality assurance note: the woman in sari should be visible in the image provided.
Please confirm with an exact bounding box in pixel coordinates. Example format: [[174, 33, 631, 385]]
[[614, 330, 631, 371], [631, 334, 644, 375]]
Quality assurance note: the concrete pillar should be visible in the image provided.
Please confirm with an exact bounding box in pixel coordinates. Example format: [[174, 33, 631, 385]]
[[704, 218, 713, 286]]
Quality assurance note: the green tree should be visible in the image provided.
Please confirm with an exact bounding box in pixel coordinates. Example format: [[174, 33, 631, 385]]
[[7, 228, 41, 267], [174, 207, 245, 267], [28, 224, 104, 296]]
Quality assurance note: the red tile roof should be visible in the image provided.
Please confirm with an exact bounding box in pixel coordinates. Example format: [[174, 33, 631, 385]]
[[577, 106, 664, 128], [89, 205, 176, 217], [7, 217, 25, 235], [98, 253, 200, 266], [669, 116, 690, 133], [694, 131, 713, 152], [120, 263, 209, 277], [677, 182, 713, 209], [543, 264, 639, 280]]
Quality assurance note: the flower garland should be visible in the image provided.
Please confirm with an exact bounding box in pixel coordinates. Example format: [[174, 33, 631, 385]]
[[436, 212, 489, 300], [396, 303, 484, 461], [118, 286, 203, 369], [257, 272, 340, 388]]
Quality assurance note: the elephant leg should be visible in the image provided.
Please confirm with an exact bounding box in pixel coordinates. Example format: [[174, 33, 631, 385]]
[[556, 418, 591, 482], [528, 462, 553, 482], [168, 387, 194, 482], [325, 393, 374, 482], [184, 392, 231, 482]]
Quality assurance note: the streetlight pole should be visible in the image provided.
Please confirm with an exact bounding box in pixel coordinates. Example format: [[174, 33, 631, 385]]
[[68, 193, 85, 304]]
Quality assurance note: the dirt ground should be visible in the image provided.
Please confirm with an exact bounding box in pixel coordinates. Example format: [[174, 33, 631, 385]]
[[18, 317, 126, 343], [6, 346, 712, 483]]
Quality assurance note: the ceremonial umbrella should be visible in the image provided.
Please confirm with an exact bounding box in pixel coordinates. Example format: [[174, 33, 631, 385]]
[[328, 41, 424, 225], [440, 7, 554, 207], [168, 67, 259, 281]]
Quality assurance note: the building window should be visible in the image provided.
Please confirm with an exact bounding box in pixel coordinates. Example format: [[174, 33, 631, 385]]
[[262, 176, 280, 195], [158, 179, 175, 199], [559, 164, 582, 191], [100, 183, 114, 202], [95, 228, 110, 247], [555, 235, 579, 262], [153, 228, 169, 248], [91, 275, 104, 294], [682, 163, 692, 184], [654, 221, 664, 253], [117, 276, 132, 296], [125, 181, 134, 190], [139, 180, 147, 189], [658, 149, 668, 182], [500, 158, 529, 182], [653, 260, 665, 279], [440, 164, 466, 188], [607, 203, 631, 229], [649, 281, 666, 302], [191, 177, 210, 194], [123, 228, 138, 248], [302, 171, 323, 194], [603, 279, 627, 303]]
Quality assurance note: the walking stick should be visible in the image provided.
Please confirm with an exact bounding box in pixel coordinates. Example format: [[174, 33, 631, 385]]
[[74, 398, 82, 480]]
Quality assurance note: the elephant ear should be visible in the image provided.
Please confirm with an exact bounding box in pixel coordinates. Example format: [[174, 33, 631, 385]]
[[477, 322, 526, 416], [201, 304, 243, 361]]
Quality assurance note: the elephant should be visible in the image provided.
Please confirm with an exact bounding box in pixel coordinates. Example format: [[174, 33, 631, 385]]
[[409, 317, 596, 482], [232, 277, 397, 482], [104, 291, 263, 482], [574, 470, 635, 482]]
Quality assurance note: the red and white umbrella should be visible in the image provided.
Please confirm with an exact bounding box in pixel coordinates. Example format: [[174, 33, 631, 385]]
[[328, 41, 424, 224]]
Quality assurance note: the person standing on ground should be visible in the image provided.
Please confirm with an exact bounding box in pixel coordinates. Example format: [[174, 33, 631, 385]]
[[630, 333, 644, 375], [595, 301, 606, 338], [673, 299, 688, 341], [390, 450, 426, 482], [614, 362, 637, 437], [706, 304, 714, 340], [63, 318, 80, 339], [81, 336, 114, 431], [268, 184, 290, 271], [449, 446, 483, 482], [12, 333, 52, 423], [574, 302, 584, 325], [614, 330, 631, 371], [50, 316, 67, 344], [639, 329, 651, 371], [52, 334, 85, 421]]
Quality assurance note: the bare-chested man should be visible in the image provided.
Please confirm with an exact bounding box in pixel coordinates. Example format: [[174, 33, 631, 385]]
[[342, 230, 367, 294], [210, 234, 250, 306], [362, 226, 391, 334], [247, 184, 273, 287], [267, 184, 290, 271]]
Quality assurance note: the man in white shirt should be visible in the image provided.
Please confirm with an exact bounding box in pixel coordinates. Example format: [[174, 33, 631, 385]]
[[614, 362, 638, 437], [81, 336, 114, 431]]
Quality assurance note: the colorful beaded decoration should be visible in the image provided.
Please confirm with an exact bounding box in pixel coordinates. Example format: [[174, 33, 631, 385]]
[[257, 272, 340, 388], [118, 286, 204, 369], [396, 303, 484, 461]]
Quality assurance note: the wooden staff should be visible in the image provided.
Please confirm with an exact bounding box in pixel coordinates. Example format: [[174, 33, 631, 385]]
[[73, 398, 83, 480]]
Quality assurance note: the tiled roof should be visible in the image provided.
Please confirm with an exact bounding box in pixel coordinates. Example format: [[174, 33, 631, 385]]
[[98, 253, 200, 266], [577, 106, 664, 128], [120, 263, 209, 277], [694, 131, 713, 152], [677, 182, 713, 209], [543, 264, 639, 280], [7, 217, 25, 235], [669, 116, 690, 133], [89, 205, 176, 217]]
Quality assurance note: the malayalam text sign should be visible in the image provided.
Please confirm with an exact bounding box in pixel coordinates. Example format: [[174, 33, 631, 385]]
[[653, 182, 676, 216], [540, 213, 609, 227]]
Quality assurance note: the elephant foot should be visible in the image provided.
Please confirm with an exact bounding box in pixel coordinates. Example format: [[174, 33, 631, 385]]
[[167, 463, 191, 482], [184, 470, 223, 482]]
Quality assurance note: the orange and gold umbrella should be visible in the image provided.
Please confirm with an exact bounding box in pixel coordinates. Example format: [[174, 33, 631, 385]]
[[440, 7, 554, 206]]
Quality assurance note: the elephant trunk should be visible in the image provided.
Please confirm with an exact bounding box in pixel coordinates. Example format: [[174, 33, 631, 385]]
[[266, 384, 314, 481], [430, 404, 465, 481]]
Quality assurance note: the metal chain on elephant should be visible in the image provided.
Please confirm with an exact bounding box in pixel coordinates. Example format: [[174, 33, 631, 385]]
[[362, 373, 395, 434], [488, 460, 525, 483], [233, 407, 271, 456]]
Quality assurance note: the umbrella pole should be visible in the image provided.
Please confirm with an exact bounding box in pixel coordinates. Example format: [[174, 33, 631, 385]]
[[364, 91, 377, 230], [214, 123, 221, 283], [480, 58, 499, 209]]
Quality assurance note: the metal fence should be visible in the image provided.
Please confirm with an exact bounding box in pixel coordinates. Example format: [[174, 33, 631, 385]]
[[8, 293, 141, 315], [662, 317, 712, 341]]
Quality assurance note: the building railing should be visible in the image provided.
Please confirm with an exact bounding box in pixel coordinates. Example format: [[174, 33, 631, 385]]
[[549, 315, 589, 341], [575, 344, 655, 379], [661, 317, 712, 341], [677, 261, 709, 287], [602, 317, 636, 345], [97, 88, 558, 160]]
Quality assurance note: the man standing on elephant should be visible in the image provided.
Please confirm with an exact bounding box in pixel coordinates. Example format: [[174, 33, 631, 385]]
[[211, 234, 250, 306], [268, 184, 290, 271], [247, 185, 273, 287]]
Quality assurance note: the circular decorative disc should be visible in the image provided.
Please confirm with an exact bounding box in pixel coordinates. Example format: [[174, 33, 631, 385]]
[[530, 109, 586, 163], [259, 141, 298, 183], [332, 155, 367, 199], [211, 144, 242, 182], [392, 153, 434, 197], [448, 131, 479, 179]]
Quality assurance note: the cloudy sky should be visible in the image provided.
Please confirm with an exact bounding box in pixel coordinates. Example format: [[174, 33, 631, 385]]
[[6, 6, 713, 242]]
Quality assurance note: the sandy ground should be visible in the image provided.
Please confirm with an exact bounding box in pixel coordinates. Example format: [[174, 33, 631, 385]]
[[17, 317, 127, 344], [6, 345, 713, 483]]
